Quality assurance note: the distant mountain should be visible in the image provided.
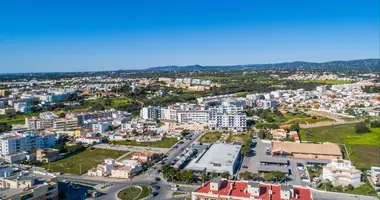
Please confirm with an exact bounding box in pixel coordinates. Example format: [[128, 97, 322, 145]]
[[147, 58, 380, 71]]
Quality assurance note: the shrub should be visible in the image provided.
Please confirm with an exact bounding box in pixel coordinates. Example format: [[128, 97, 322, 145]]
[[355, 122, 370, 134], [347, 184, 354, 190]]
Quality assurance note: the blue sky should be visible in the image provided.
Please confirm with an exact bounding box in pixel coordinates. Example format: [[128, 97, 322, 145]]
[[0, 0, 379, 73]]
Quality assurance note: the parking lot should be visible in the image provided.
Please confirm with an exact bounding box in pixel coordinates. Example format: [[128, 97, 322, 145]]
[[246, 138, 303, 185]]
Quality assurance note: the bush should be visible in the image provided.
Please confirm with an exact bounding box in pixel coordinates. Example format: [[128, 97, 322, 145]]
[[311, 116, 317, 119], [355, 122, 370, 134], [370, 120, 380, 128], [347, 184, 354, 190]]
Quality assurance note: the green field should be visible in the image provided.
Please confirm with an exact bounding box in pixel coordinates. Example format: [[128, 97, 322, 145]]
[[0, 113, 40, 125], [235, 92, 249, 97], [226, 131, 252, 143], [117, 186, 152, 200], [282, 112, 334, 124], [113, 137, 178, 148], [304, 80, 352, 85], [198, 131, 223, 143], [299, 123, 380, 168], [85, 98, 133, 108], [42, 148, 126, 175]]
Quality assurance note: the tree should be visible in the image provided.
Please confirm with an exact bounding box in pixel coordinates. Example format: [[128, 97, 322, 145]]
[[91, 103, 105, 111], [265, 116, 275, 123], [370, 120, 380, 128], [271, 171, 286, 181], [257, 129, 265, 139], [0, 123, 12, 133], [264, 173, 275, 181], [104, 98, 112, 106], [58, 113, 66, 118], [240, 171, 252, 180], [355, 122, 370, 134], [200, 169, 208, 181], [221, 172, 229, 179], [290, 123, 301, 132]]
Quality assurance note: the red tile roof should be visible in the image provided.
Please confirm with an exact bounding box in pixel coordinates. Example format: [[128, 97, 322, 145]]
[[194, 180, 312, 200]]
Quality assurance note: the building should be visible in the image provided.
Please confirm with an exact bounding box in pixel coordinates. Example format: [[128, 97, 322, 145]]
[[323, 159, 362, 186], [271, 142, 342, 160], [0, 170, 58, 200], [177, 110, 209, 124], [185, 143, 242, 175], [271, 129, 288, 140], [142, 106, 161, 119], [0, 131, 56, 161], [25, 117, 54, 130], [76, 136, 102, 145], [209, 106, 246, 132], [92, 122, 110, 133], [53, 118, 78, 131], [316, 85, 328, 93], [370, 167, 380, 186], [36, 148, 60, 163], [88, 158, 115, 177], [192, 179, 313, 200], [131, 152, 155, 163]]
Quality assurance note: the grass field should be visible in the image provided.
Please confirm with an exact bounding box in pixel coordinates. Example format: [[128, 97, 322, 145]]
[[226, 131, 252, 143], [282, 112, 334, 125], [42, 148, 126, 175], [198, 131, 223, 143], [303, 80, 352, 85], [235, 92, 249, 97], [0, 113, 39, 125], [117, 186, 152, 200], [85, 98, 133, 109], [114, 137, 178, 148], [299, 123, 380, 168]]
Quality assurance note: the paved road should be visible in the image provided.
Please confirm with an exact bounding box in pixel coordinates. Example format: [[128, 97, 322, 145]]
[[311, 188, 379, 200], [59, 131, 204, 200]]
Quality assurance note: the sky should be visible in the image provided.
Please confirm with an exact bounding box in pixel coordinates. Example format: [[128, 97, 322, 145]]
[[0, 0, 379, 73]]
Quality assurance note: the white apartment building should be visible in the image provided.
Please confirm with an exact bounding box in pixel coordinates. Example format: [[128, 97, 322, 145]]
[[53, 118, 78, 131], [176, 110, 209, 124], [142, 106, 161, 119], [0, 131, 56, 159], [209, 106, 246, 131], [92, 122, 110, 134], [25, 117, 54, 130], [323, 159, 362, 186]]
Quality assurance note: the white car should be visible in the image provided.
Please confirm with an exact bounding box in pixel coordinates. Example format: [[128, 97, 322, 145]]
[[171, 187, 178, 191]]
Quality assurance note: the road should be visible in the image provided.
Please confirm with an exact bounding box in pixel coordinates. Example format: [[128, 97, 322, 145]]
[[59, 131, 204, 200], [311, 188, 379, 200]]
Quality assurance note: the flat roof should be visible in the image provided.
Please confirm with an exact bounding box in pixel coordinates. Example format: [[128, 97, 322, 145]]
[[260, 157, 288, 165], [257, 165, 289, 173], [185, 143, 241, 173]]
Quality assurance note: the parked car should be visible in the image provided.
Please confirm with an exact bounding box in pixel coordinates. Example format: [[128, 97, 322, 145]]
[[152, 192, 159, 197]]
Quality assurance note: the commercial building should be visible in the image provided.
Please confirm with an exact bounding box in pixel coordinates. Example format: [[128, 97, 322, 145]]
[[0, 170, 58, 200], [192, 179, 313, 200], [322, 159, 362, 186], [53, 118, 78, 131], [185, 143, 242, 175], [271, 142, 342, 160]]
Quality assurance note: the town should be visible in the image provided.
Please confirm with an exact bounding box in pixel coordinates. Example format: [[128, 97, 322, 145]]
[[0, 65, 379, 200]]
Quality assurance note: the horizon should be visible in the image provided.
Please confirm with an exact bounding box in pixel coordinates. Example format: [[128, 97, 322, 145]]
[[1, 0, 379, 73], [0, 57, 378, 74]]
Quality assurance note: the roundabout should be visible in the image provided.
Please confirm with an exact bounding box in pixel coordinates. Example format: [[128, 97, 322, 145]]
[[117, 185, 152, 200]]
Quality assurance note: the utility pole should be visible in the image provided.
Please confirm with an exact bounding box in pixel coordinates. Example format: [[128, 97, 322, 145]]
[[80, 164, 82, 175]]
